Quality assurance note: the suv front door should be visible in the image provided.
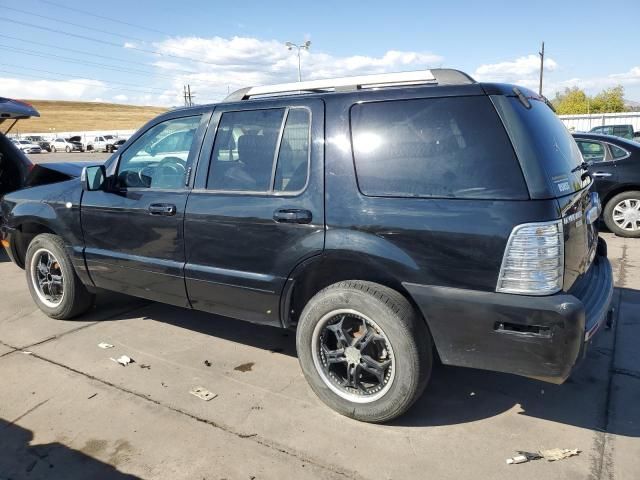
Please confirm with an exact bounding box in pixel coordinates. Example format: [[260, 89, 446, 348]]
[[184, 99, 324, 325], [81, 112, 210, 306]]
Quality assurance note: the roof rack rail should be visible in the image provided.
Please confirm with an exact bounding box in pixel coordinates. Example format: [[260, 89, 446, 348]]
[[224, 68, 475, 101]]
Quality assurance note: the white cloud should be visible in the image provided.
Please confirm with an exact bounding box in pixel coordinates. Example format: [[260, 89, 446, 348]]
[[152, 36, 444, 104], [5, 35, 639, 107], [473, 54, 558, 87], [473, 55, 640, 100], [0, 78, 108, 100]]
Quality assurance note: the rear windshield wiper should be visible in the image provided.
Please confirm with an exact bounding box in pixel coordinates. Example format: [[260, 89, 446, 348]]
[[571, 161, 589, 173]]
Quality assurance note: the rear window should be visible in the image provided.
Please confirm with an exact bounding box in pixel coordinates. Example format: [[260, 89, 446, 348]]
[[505, 97, 585, 195], [350, 96, 527, 199]]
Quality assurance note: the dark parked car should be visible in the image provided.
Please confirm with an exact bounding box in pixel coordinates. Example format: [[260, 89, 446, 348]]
[[589, 124, 637, 141], [1, 72, 613, 423], [573, 132, 640, 237], [24, 135, 52, 152], [112, 138, 127, 152]]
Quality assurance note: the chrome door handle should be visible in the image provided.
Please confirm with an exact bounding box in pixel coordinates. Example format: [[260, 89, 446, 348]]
[[593, 172, 612, 178], [273, 208, 312, 224], [148, 203, 176, 216]]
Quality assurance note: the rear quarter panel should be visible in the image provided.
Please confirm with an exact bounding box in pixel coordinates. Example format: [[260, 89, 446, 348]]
[[323, 92, 560, 292]]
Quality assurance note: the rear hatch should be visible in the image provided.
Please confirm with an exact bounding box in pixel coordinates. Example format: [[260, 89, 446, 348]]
[[0, 98, 39, 196], [489, 87, 599, 291]]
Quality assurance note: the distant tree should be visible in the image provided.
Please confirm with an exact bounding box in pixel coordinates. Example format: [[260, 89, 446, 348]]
[[553, 87, 589, 115], [552, 85, 626, 114], [590, 86, 625, 113]]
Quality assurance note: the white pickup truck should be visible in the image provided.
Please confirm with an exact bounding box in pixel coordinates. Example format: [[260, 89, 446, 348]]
[[87, 135, 118, 153]]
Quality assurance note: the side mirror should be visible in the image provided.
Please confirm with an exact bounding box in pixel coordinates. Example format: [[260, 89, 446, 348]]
[[81, 165, 107, 191]]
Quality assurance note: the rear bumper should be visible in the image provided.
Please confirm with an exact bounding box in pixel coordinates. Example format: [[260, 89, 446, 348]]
[[404, 251, 613, 384]]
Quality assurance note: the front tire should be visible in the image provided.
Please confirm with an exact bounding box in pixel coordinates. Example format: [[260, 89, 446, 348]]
[[296, 281, 432, 423], [603, 191, 640, 238], [51, 146, 57, 153], [65, 146, 71, 153], [25, 234, 95, 319]]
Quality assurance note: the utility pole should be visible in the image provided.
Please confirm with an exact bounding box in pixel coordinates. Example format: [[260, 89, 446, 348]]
[[183, 84, 195, 106], [538, 41, 545, 96]]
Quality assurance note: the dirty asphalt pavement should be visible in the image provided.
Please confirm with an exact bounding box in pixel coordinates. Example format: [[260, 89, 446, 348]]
[[0, 157, 638, 479]]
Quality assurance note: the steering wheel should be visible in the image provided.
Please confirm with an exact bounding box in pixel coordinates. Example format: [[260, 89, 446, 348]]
[[152, 156, 187, 188]]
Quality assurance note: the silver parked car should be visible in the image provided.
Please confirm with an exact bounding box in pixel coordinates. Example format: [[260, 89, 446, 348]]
[[11, 139, 42, 154], [50, 137, 84, 153]]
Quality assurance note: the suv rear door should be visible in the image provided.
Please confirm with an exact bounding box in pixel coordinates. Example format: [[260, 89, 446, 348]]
[[184, 98, 324, 326]]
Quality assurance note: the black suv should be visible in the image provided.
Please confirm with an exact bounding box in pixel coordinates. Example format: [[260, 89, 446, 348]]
[[0, 71, 613, 423]]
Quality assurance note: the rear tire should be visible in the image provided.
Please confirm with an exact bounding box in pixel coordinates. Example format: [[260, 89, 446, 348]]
[[25, 234, 95, 319], [603, 191, 640, 238], [296, 280, 432, 423]]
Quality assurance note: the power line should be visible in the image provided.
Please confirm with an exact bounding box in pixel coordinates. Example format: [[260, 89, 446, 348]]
[[40, 0, 176, 37], [2, 5, 149, 43], [0, 43, 188, 81], [0, 16, 223, 68], [0, 62, 170, 93], [0, 33, 197, 75]]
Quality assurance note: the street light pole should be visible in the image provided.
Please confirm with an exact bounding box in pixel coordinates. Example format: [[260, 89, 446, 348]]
[[538, 41, 545, 96], [285, 41, 311, 82]]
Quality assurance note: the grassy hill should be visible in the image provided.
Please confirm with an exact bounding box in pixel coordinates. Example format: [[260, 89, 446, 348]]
[[14, 100, 168, 133]]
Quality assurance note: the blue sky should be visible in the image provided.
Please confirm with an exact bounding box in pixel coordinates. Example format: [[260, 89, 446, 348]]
[[1, 0, 639, 106]]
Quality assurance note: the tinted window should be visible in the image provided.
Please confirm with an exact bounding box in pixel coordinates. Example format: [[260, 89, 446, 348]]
[[505, 97, 584, 195], [208, 109, 285, 191], [610, 144, 629, 159], [577, 140, 606, 162], [117, 115, 201, 189], [350, 96, 527, 199], [274, 109, 310, 192], [613, 126, 633, 139]]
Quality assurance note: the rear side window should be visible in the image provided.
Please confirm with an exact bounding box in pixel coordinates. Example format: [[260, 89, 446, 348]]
[[350, 96, 527, 199], [208, 109, 285, 191], [610, 144, 629, 159], [274, 108, 311, 192], [207, 107, 311, 193]]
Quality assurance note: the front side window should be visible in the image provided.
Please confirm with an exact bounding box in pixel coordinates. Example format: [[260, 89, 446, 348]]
[[117, 115, 201, 189], [577, 140, 606, 162], [350, 96, 527, 199]]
